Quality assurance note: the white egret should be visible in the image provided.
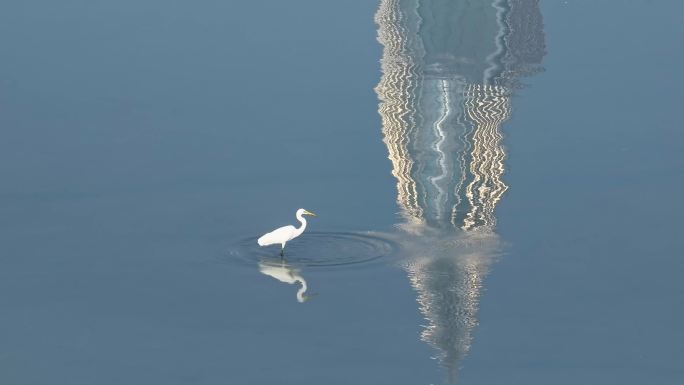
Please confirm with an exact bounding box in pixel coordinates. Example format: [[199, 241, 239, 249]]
[[257, 208, 316, 256], [258, 259, 312, 303]]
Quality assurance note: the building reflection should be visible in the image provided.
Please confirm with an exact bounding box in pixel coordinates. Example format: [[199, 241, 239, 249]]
[[375, 0, 545, 382]]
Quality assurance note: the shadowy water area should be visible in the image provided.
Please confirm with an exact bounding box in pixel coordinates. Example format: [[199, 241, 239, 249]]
[[1, 0, 683, 384]]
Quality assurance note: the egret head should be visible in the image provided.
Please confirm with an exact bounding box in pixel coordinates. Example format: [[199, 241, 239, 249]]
[[297, 208, 316, 217]]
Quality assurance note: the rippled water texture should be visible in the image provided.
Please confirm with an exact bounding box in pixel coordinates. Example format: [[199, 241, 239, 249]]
[[229, 231, 400, 269]]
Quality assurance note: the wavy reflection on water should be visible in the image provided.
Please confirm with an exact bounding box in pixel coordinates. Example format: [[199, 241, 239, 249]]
[[258, 258, 312, 303], [375, 0, 545, 382]]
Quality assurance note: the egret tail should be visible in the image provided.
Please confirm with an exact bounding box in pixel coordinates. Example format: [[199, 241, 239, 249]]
[[257, 234, 271, 246]]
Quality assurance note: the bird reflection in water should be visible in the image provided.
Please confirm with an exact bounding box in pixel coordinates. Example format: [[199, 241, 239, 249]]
[[375, 0, 545, 382], [258, 258, 314, 303]]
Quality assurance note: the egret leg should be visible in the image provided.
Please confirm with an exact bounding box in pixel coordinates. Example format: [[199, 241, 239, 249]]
[[280, 248, 284, 257]]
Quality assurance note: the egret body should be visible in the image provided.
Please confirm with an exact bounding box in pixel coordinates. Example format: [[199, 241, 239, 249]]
[[257, 208, 316, 256]]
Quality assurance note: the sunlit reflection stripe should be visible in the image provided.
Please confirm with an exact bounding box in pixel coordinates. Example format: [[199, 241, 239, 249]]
[[375, 0, 424, 225], [462, 84, 511, 230], [428, 80, 453, 222]]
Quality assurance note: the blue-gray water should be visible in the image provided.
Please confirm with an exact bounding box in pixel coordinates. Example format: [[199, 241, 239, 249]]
[[1, 1, 683, 384]]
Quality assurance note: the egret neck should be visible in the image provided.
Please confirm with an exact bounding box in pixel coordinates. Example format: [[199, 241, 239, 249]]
[[293, 210, 308, 239]]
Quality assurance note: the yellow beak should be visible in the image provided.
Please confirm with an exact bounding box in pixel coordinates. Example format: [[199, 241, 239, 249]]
[[303, 210, 316, 217]]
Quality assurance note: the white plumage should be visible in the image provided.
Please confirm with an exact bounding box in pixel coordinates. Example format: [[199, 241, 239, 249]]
[[257, 208, 316, 256]]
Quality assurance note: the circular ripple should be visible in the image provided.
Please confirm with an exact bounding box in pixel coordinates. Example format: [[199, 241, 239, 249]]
[[227, 231, 399, 269]]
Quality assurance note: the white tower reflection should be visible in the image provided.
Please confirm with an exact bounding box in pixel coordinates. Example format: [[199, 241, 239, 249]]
[[375, 0, 545, 382]]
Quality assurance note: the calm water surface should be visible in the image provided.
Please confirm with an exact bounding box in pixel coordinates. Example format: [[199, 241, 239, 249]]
[[1, 1, 683, 384]]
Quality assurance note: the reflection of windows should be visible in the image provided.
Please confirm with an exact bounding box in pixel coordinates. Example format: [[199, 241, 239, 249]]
[[376, 0, 543, 231], [375, 0, 545, 381]]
